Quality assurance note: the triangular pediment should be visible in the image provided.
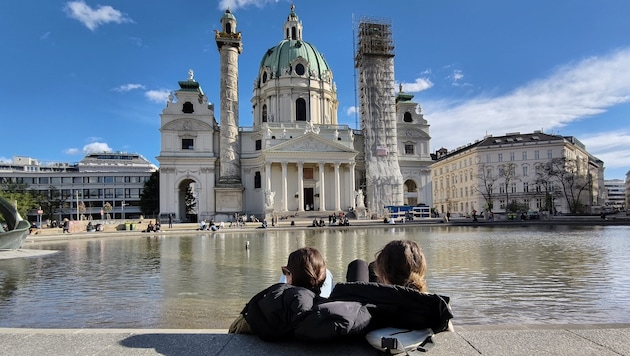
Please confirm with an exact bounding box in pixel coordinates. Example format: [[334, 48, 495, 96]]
[[401, 128, 431, 139], [162, 118, 215, 132], [265, 133, 356, 153]]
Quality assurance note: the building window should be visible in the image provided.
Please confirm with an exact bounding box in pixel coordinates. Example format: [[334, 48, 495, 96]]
[[262, 104, 268, 122], [547, 149, 553, 159], [182, 102, 194, 114], [295, 63, 305, 76], [534, 150, 540, 159], [522, 151, 527, 160], [254, 171, 261, 188], [262, 72, 268, 83], [486, 154, 491, 163], [255, 139, 262, 150], [404, 143, 414, 155], [523, 166, 528, 176], [500, 185, 506, 193], [182, 138, 194, 150], [498, 153, 503, 162], [500, 200, 506, 209], [403, 112, 412, 122], [296, 98, 307, 121], [523, 182, 529, 192], [510, 152, 515, 161], [511, 182, 517, 193]]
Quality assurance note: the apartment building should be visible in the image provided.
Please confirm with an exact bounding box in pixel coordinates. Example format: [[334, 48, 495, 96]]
[[431, 131, 604, 216]]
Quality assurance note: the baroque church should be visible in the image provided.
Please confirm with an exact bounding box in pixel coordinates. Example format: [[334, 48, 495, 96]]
[[157, 6, 433, 222]]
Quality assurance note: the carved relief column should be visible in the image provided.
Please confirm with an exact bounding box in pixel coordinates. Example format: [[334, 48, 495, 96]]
[[281, 161, 288, 211], [318, 162, 326, 212], [334, 162, 341, 211], [297, 161, 304, 211], [216, 10, 243, 185]]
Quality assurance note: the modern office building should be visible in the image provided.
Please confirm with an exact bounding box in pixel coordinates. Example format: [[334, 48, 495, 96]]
[[157, 7, 433, 222], [0, 153, 157, 222], [431, 131, 604, 216], [604, 179, 626, 210]]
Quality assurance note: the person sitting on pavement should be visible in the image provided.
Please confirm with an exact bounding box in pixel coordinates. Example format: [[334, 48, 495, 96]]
[[334, 240, 453, 333]]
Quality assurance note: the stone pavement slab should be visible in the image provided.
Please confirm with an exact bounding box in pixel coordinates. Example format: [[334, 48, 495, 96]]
[[1, 325, 629, 356]]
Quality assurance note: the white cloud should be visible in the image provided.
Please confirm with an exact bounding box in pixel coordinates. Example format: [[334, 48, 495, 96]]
[[346, 106, 358, 116], [0, 156, 11, 163], [40, 32, 51, 40], [64, 148, 80, 155], [145, 90, 171, 103], [218, 0, 279, 11], [450, 70, 463, 82], [400, 77, 433, 93], [580, 131, 630, 169], [113, 83, 145, 92], [128, 36, 143, 47], [426, 48, 630, 155], [64, 1, 133, 31], [83, 142, 113, 154]]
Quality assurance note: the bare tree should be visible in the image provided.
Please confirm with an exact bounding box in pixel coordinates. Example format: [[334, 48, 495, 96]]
[[475, 163, 499, 212], [33, 185, 70, 222], [540, 157, 591, 213], [534, 163, 561, 214], [498, 162, 519, 212]]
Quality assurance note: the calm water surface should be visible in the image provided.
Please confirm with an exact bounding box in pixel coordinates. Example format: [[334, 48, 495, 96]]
[[1, 225, 629, 328]]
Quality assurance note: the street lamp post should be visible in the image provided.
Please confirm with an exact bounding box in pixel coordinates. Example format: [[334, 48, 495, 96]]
[[76, 191, 79, 221]]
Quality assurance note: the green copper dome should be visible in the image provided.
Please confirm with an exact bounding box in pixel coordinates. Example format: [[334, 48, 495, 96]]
[[256, 6, 333, 86], [258, 39, 332, 83]]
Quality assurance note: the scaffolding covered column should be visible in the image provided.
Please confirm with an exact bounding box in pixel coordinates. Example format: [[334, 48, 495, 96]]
[[355, 18, 404, 216]]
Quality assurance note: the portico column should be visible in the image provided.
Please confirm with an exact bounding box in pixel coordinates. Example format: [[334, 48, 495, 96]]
[[319, 162, 326, 212], [334, 162, 341, 211], [297, 161, 304, 212], [265, 161, 272, 191], [349, 162, 356, 208], [281, 161, 288, 211]]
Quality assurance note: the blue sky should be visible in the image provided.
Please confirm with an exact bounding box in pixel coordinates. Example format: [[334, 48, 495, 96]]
[[1, 0, 629, 180]]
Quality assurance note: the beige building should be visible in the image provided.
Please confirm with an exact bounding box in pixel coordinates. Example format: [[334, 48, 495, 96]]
[[431, 131, 604, 216]]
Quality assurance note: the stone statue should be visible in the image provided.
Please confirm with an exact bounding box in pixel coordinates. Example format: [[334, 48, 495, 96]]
[[188, 69, 195, 81], [265, 190, 275, 209], [355, 189, 365, 208]]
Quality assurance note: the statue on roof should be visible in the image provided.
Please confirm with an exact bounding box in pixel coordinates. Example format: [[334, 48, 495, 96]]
[[188, 69, 195, 81]]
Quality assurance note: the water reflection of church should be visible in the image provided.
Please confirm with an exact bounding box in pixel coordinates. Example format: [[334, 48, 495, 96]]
[[157, 6, 433, 222]]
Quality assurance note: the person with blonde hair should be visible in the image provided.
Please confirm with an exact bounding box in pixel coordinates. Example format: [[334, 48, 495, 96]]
[[332, 239, 452, 334], [374, 239, 427, 292]]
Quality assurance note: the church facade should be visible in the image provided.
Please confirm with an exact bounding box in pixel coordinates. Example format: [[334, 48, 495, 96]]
[[157, 7, 433, 222]]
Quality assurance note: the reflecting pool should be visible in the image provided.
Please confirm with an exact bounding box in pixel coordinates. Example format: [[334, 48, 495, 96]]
[[1, 225, 629, 328]]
